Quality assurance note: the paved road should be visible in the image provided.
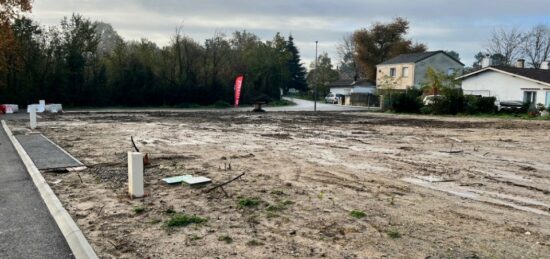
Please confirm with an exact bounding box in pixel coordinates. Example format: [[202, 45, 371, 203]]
[[264, 97, 372, 112], [64, 97, 375, 113], [0, 122, 73, 258]]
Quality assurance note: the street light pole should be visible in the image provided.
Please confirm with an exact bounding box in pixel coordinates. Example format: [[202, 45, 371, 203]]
[[314, 41, 318, 112]]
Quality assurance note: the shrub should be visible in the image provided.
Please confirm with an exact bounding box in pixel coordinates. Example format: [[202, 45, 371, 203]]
[[389, 89, 423, 113], [430, 88, 464, 115], [464, 95, 496, 114], [420, 106, 432, 114]]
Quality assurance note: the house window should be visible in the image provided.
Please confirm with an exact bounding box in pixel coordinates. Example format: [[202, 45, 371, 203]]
[[523, 91, 537, 104], [402, 67, 409, 78], [447, 68, 456, 75], [389, 68, 396, 77]]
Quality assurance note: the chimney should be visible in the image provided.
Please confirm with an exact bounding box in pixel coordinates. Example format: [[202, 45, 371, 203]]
[[516, 59, 525, 68], [541, 61, 549, 70], [481, 54, 492, 68]]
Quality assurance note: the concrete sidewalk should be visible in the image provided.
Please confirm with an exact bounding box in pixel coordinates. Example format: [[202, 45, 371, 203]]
[[0, 124, 73, 258]]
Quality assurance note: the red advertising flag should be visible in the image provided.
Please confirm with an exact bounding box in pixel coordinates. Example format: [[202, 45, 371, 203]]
[[234, 75, 244, 107]]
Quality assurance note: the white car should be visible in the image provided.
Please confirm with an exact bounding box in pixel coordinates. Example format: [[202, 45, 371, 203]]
[[423, 95, 445, 105], [324, 93, 339, 104]]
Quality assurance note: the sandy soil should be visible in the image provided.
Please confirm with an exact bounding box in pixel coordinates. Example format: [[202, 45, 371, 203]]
[[11, 111, 550, 258]]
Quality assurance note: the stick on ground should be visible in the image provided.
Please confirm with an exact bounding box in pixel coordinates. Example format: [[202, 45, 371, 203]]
[[205, 172, 246, 193]]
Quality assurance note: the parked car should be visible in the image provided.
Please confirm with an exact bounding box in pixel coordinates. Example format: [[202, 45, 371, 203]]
[[423, 95, 445, 105], [325, 93, 339, 104], [497, 100, 524, 112]]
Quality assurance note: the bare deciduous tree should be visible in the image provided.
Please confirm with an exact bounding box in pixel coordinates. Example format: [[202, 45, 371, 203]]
[[487, 27, 523, 66], [522, 25, 550, 68], [336, 34, 359, 79]]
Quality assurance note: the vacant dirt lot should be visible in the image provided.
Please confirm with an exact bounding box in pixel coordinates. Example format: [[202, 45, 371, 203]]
[[11, 111, 550, 258]]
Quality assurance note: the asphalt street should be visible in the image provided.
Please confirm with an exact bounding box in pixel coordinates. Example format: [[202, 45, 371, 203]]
[[0, 121, 73, 259]]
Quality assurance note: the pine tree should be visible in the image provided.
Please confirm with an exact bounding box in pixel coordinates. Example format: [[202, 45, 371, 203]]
[[285, 35, 307, 92]]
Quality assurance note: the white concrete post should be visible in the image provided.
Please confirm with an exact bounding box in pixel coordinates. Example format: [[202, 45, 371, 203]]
[[39, 100, 45, 111], [30, 108, 37, 129], [128, 152, 144, 198]]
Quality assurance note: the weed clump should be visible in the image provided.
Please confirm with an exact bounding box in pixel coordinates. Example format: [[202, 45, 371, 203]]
[[238, 197, 262, 208], [350, 210, 366, 219], [133, 206, 145, 214], [387, 229, 401, 239], [246, 239, 265, 246], [164, 213, 207, 228], [218, 235, 233, 244]]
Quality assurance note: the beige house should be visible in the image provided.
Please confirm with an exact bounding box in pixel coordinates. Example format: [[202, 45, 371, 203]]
[[376, 51, 464, 90]]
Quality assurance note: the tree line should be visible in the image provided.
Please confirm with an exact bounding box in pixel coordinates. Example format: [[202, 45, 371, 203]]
[[0, 9, 308, 107]]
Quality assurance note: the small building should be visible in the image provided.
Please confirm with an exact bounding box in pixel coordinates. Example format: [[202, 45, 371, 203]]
[[458, 60, 550, 107], [376, 51, 464, 90], [328, 78, 376, 105]]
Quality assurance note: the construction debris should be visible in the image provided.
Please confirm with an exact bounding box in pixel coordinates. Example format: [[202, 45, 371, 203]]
[[183, 176, 212, 185], [162, 175, 193, 184]]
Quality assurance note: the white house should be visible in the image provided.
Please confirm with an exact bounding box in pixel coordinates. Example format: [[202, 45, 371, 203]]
[[458, 59, 550, 107], [328, 79, 376, 95]]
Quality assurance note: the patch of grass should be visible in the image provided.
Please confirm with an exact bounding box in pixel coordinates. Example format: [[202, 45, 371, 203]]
[[266, 199, 294, 212], [246, 239, 265, 246], [218, 235, 233, 244], [209, 100, 232, 109], [164, 208, 176, 215], [271, 189, 285, 196], [318, 191, 325, 199], [149, 218, 162, 224], [238, 197, 262, 208], [387, 229, 401, 239], [266, 204, 284, 212], [133, 206, 145, 214], [164, 213, 207, 228], [281, 200, 294, 205], [350, 210, 366, 219], [266, 212, 279, 218], [189, 234, 202, 241]]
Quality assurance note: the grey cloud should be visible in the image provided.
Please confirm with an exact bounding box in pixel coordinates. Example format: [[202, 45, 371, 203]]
[[29, 0, 550, 67]]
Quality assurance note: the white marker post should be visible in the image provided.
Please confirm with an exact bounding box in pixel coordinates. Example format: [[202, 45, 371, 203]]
[[128, 152, 144, 198], [30, 107, 37, 129]]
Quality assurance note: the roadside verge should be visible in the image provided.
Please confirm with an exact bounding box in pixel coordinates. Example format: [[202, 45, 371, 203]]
[[1, 120, 98, 259]]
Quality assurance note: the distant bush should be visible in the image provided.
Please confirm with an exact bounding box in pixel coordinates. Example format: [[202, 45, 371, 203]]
[[268, 99, 295, 107], [389, 89, 423, 113], [464, 95, 496, 114], [210, 100, 232, 109], [429, 88, 464, 115]]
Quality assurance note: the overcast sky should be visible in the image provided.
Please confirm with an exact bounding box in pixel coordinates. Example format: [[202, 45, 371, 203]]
[[29, 0, 550, 67]]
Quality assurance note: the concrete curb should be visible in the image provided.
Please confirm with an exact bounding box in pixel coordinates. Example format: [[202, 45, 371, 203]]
[[1, 120, 98, 259]]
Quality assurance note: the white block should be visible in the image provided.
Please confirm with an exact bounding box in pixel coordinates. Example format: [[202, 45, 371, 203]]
[[128, 152, 144, 198], [39, 100, 45, 110], [30, 108, 37, 129]]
